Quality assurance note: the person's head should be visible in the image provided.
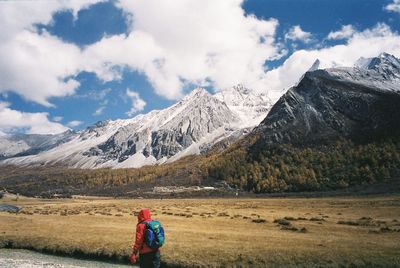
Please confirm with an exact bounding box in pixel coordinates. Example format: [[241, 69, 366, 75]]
[[137, 208, 151, 222]]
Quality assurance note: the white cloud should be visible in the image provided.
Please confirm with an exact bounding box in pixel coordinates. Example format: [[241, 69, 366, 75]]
[[0, 1, 98, 41], [0, 0, 285, 104], [93, 98, 109, 116], [67, 120, 83, 128], [285, 25, 313, 43], [0, 1, 104, 107], [0, 0, 283, 104], [2, 0, 400, 112], [85, 0, 283, 99], [93, 106, 106, 116], [53, 116, 63, 122], [0, 30, 82, 107], [385, 0, 400, 13], [0, 102, 69, 134], [262, 23, 400, 101], [64, 0, 108, 18], [126, 89, 146, 116], [327, 25, 356, 40]]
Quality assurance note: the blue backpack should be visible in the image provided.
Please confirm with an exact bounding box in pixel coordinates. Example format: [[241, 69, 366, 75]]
[[143, 220, 165, 249]]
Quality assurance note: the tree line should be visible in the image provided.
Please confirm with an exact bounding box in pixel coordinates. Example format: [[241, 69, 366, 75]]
[[1, 138, 399, 196], [207, 138, 400, 193]]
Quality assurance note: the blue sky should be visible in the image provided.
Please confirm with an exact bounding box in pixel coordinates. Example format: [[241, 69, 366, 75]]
[[0, 0, 399, 134]]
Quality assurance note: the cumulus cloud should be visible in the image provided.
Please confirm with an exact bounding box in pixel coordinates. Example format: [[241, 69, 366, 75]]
[[0, 30, 82, 107], [0, 102, 69, 134], [67, 120, 83, 128], [0, 0, 104, 41], [0, 0, 283, 104], [327, 25, 356, 40], [262, 23, 400, 101], [285, 25, 313, 43], [126, 89, 146, 116], [0, 0, 104, 107], [385, 0, 400, 13], [85, 0, 283, 99], [2, 0, 400, 112]]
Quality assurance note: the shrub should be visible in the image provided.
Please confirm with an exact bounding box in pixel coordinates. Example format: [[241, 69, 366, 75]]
[[274, 218, 291, 226], [281, 225, 298, 231], [309, 217, 325, 222]]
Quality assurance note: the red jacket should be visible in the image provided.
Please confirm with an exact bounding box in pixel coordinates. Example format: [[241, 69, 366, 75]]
[[133, 209, 158, 254]]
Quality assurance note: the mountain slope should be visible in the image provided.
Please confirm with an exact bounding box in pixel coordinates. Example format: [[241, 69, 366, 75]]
[[0, 137, 29, 159], [206, 53, 400, 193], [1, 86, 272, 169], [1, 53, 400, 195], [87, 88, 240, 168], [213, 84, 272, 128], [254, 53, 400, 146], [0, 131, 77, 160]]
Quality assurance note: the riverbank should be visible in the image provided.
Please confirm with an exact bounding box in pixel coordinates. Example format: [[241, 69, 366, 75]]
[[1, 195, 400, 267]]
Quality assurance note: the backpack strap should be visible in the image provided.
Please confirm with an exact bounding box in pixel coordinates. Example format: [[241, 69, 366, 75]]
[[138, 220, 150, 226]]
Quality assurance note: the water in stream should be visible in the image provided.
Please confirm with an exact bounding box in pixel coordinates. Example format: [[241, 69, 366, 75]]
[[0, 248, 134, 268]]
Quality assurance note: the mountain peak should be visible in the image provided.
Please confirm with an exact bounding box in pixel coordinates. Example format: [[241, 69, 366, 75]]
[[354, 57, 372, 69], [355, 52, 400, 70], [231, 84, 250, 94], [184, 87, 209, 99], [174, 88, 211, 108], [256, 53, 400, 146], [371, 52, 400, 68], [378, 52, 395, 59], [308, 59, 321, 72]]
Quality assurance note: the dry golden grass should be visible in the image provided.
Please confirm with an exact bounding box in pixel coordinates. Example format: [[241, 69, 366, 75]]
[[1, 195, 400, 267]]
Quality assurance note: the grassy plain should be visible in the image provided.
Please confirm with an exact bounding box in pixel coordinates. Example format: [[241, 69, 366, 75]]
[[1, 195, 400, 267]]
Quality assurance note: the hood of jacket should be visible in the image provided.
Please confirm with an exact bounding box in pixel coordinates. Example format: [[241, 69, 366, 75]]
[[138, 208, 151, 222]]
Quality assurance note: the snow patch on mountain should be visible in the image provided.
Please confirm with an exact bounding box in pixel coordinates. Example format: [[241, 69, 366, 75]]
[[0, 138, 30, 159], [214, 84, 273, 128], [1, 85, 272, 169], [327, 53, 400, 93], [255, 53, 400, 146], [0, 131, 77, 160]]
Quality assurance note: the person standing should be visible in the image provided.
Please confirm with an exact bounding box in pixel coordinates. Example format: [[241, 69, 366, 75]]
[[131, 209, 161, 268]]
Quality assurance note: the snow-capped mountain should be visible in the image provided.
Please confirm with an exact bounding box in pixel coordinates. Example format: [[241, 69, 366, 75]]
[[254, 53, 400, 146], [214, 84, 272, 128], [1, 86, 272, 169], [355, 52, 400, 81], [0, 137, 29, 159], [0, 131, 77, 160]]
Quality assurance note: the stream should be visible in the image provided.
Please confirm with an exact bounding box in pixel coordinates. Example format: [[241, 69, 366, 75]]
[[0, 248, 135, 268]]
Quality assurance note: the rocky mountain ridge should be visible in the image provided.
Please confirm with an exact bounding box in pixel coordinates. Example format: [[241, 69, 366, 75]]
[[1, 85, 272, 168], [254, 53, 400, 146], [2, 52, 399, 170]]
